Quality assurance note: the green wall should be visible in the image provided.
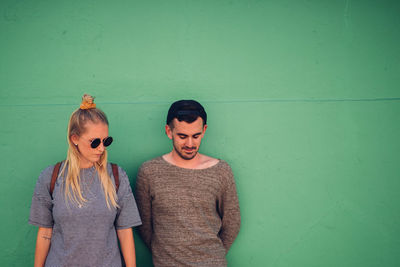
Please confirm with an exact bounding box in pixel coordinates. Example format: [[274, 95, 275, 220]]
[[1, 0, 399, 266]]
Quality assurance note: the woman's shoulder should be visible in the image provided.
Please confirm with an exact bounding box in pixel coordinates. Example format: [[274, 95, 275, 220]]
[[38, 163, 61, 182], [107, 162, 129, 182], [34, 163, 63, 193], [107, 162, 126, 173]]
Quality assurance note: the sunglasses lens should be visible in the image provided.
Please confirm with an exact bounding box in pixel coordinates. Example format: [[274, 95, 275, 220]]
[[91, 138, 101, 148], [103, 136, 113, 147]]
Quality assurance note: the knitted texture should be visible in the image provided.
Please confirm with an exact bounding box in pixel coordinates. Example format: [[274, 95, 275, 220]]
[[135, 157, 240, 267]]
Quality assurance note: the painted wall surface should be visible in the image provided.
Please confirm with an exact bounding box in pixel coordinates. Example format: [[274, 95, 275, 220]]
[[1, 1, 399, 266]]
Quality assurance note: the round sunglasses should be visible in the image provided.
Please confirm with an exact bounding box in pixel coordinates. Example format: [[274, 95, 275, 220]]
[[90, 136, 113, 149]]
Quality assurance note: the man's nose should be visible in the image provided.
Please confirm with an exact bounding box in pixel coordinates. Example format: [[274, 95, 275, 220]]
[[186, 138, 194, 147]]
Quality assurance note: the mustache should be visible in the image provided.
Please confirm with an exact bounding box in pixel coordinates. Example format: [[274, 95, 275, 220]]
[[183, 146, 197, 150]]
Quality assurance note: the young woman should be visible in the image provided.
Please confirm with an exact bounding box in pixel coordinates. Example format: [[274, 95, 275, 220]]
[[29, 94, 141, 267]]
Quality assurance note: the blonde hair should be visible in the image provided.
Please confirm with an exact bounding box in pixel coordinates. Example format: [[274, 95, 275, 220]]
[[59, 94, 118, 209]]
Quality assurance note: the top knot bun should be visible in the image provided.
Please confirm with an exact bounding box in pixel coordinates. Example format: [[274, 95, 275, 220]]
[[80, 94, 96, 110]]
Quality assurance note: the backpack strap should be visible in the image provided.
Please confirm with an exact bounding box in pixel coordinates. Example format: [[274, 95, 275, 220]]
[[111, 163, 119, 193], [50, 162, 62, 196]]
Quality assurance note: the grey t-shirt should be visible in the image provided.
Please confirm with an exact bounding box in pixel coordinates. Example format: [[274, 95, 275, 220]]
[[29, 163, 142, 267]]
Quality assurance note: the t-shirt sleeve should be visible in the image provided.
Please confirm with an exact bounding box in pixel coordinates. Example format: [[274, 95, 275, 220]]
[[114, 166, 142, 230], [29, 165, 55, 228]]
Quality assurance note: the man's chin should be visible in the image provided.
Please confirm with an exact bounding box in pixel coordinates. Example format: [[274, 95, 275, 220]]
[[179, 151, 198, 160]]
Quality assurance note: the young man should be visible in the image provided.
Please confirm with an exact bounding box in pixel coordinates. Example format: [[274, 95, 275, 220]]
[[135, 100, 241, 267]]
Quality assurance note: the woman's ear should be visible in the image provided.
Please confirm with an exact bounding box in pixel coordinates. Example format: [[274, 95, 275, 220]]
[[70, 134, 79, 145]]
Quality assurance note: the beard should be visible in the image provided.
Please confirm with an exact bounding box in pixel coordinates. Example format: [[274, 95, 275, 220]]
[[173, 143, 199, 160]]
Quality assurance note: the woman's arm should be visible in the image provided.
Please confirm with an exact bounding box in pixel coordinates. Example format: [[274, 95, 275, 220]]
[[34, 227, 53, 267], [117, 228, 136, 267]]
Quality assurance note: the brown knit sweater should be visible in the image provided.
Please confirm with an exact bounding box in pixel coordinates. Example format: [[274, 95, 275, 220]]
[[135, 157, 241, 267]]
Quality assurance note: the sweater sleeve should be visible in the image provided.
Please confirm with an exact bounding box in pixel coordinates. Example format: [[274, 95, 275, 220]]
[[135, 164, 153, 249], [217, 163, 241, 252]]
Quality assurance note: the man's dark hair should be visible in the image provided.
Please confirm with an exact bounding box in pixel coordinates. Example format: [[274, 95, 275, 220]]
[[166, 100, 207, 127]]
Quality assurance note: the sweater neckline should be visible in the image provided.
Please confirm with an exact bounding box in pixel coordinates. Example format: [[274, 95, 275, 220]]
[[159, 156, 221, 171]]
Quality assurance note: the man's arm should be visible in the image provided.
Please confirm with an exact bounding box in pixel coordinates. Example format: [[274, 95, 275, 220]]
[[34, 227, 52, 267], [117, 228, 136, 267], [218, 169, 241, 252], [135, 166, 153, 249]]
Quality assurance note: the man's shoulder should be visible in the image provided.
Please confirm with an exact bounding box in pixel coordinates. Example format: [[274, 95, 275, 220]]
[[215, 159, 233, 173], [200, 154, 232, 172], [138, 156, 166, 173], [200, 154, 218, 164]]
